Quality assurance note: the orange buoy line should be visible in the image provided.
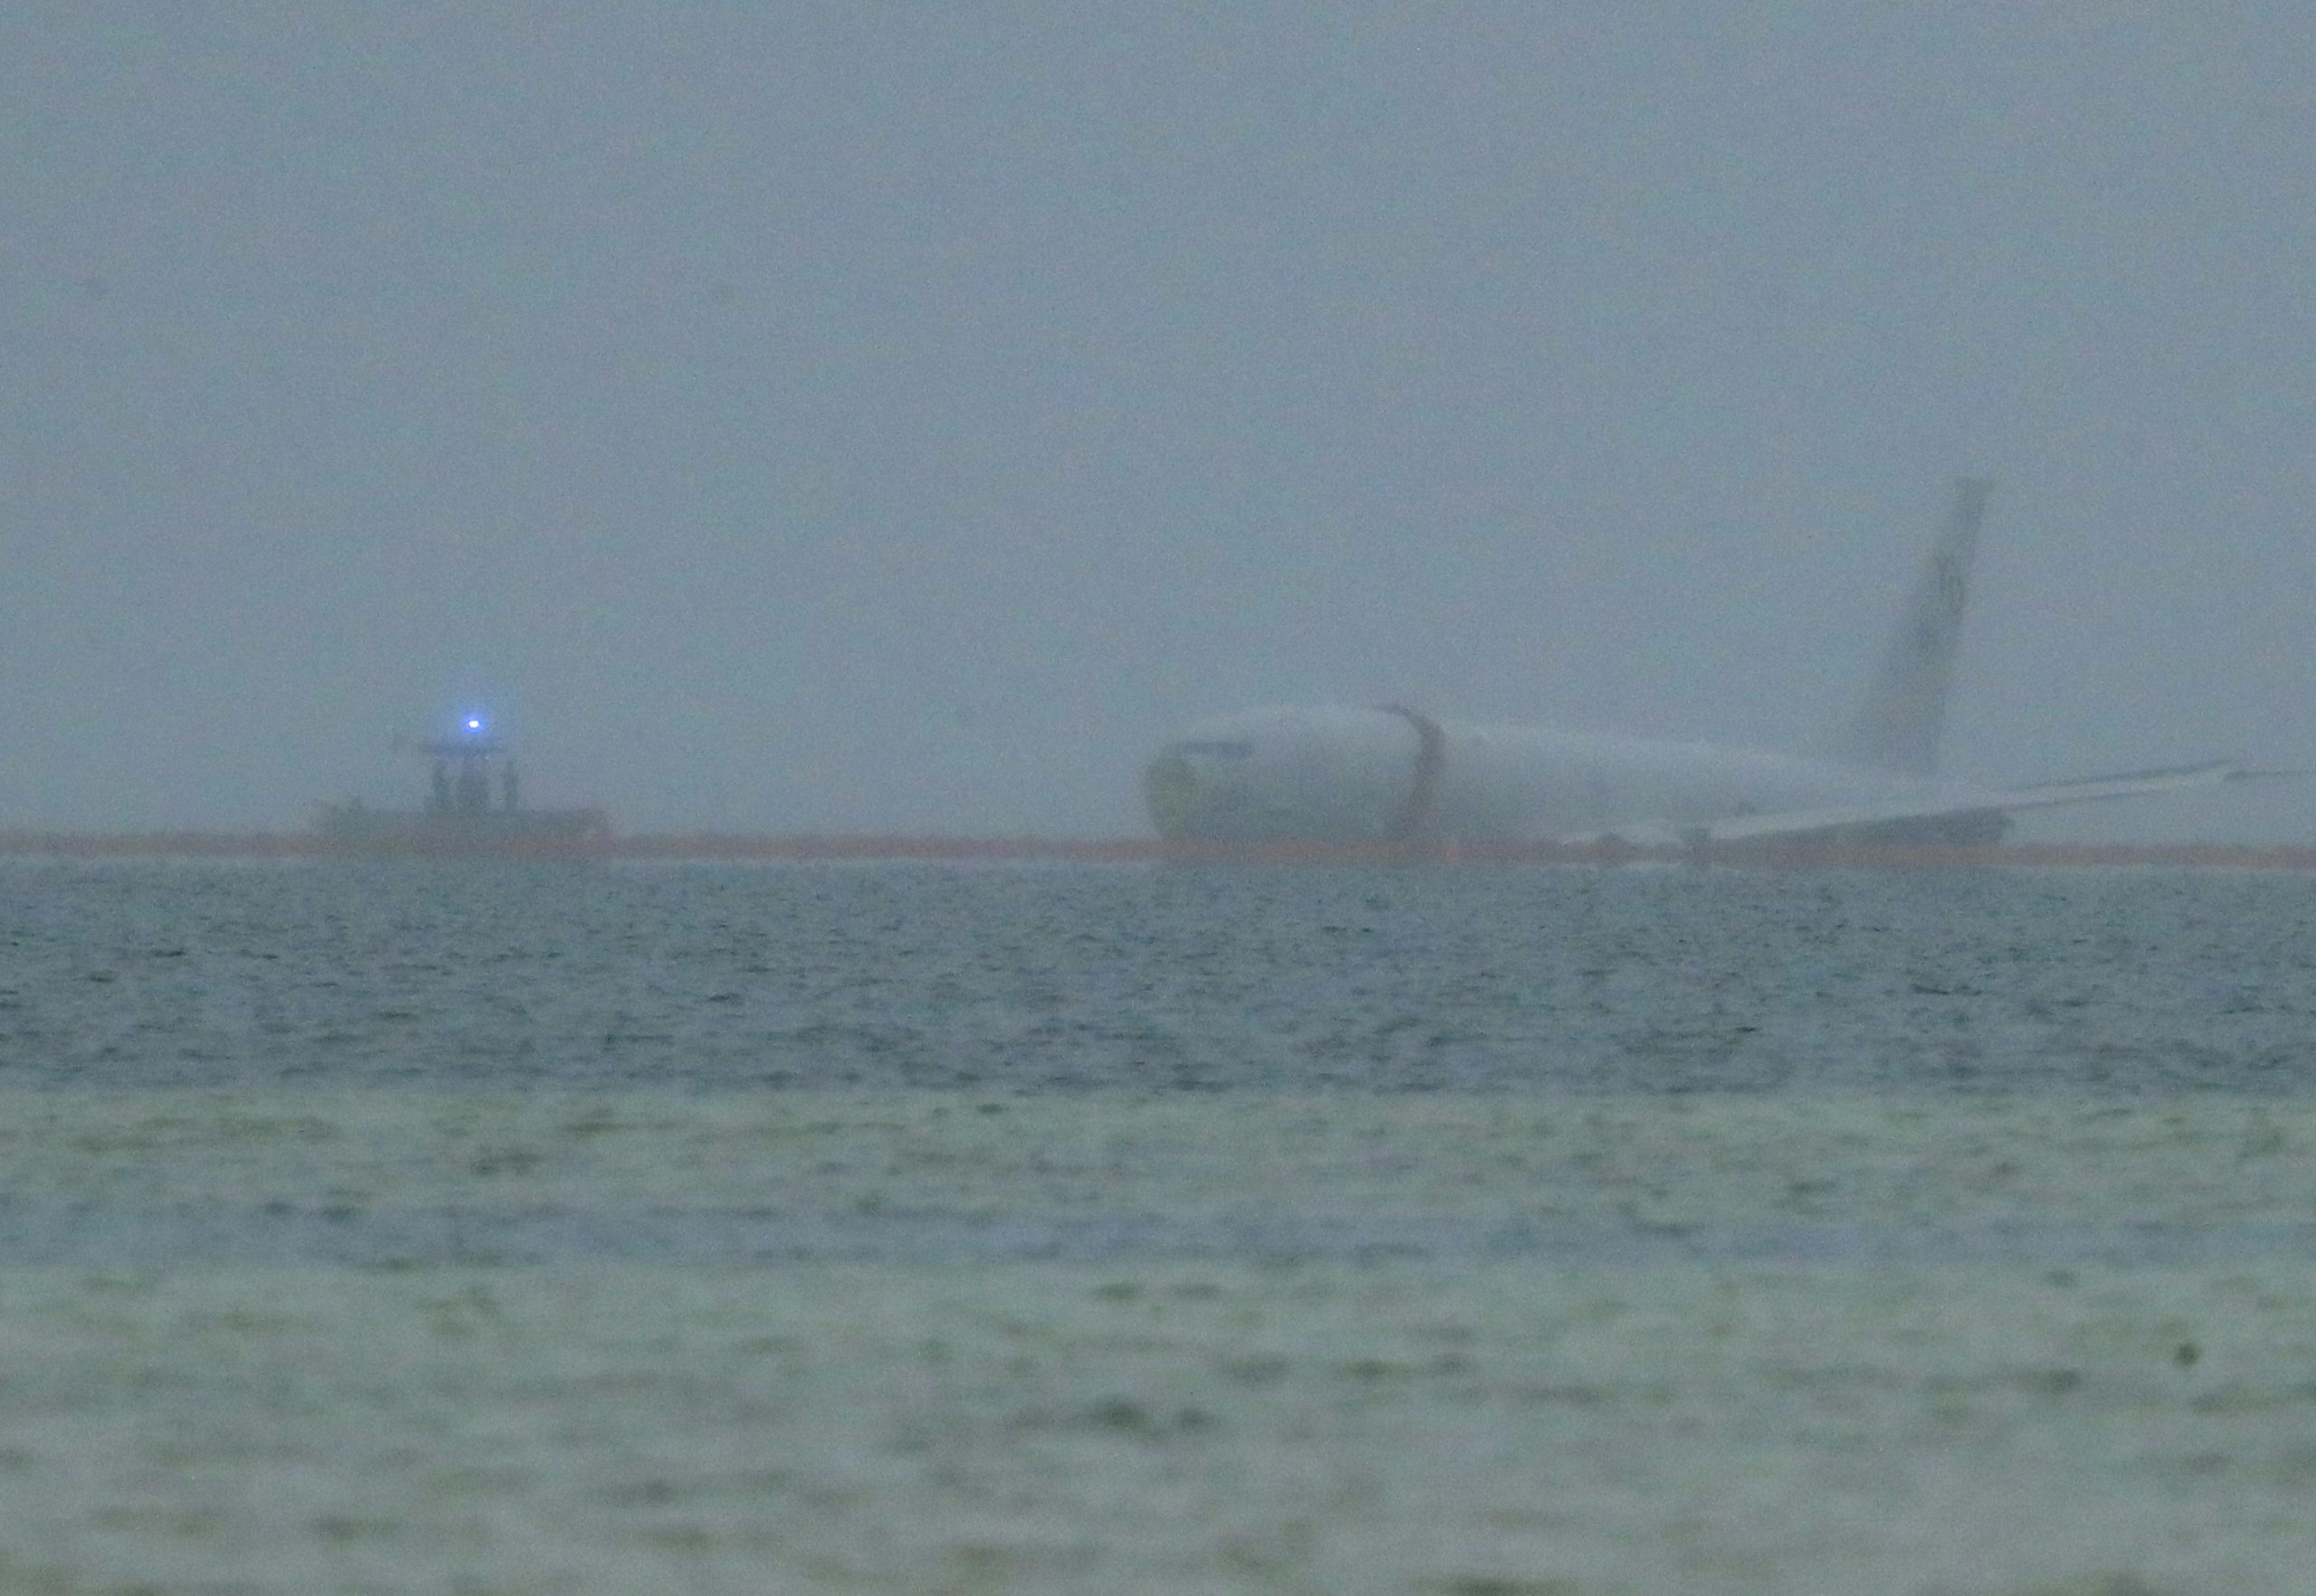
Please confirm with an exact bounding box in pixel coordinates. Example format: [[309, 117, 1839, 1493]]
[[3, 831, 2316, 869], [611, 834, 1162, 863]]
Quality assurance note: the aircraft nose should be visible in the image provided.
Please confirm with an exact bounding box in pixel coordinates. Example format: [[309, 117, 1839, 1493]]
[[1143, 752, 1200, 838]]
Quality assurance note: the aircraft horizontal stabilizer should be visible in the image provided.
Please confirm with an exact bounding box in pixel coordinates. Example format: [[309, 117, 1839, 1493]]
[[1612, 761, 2262, 849]]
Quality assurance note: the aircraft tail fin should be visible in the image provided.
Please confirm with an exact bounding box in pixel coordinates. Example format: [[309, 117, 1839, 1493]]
[[1825, 479, 1990, 777]]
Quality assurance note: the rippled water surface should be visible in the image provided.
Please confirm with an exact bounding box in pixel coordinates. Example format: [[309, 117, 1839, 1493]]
[[7, 859, 2315, 1093], [3, 860, 2314, 1594]]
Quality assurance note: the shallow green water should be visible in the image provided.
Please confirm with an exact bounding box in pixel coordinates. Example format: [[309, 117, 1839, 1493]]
[[4, 862, 2314, 1591], [0, 1091, 2304, 1593]]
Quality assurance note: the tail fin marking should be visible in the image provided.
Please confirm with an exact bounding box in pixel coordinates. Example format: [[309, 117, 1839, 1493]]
[[1826, 479, 1990, 778]]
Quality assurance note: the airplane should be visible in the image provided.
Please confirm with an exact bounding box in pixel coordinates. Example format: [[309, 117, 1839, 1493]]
[[1142, 481, 2268, 852]]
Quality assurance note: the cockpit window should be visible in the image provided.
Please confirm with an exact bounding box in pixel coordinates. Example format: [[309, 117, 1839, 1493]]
[[1174, 739, 1255, 759]]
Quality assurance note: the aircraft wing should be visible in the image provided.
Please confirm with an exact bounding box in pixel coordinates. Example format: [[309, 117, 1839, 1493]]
[[1609, 762, 2283, 849]]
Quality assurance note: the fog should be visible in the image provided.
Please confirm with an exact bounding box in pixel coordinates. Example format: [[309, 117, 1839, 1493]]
[[5, 4, 2313, 841]]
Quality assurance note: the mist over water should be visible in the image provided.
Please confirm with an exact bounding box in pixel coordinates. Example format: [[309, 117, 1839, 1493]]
[[7, 6, 2316, 840], [14, 5, 2316, 1578]]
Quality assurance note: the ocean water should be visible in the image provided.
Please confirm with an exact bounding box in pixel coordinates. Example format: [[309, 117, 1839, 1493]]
[[2, 860, 2314, 1593], [10, 858, 2315, 1095]]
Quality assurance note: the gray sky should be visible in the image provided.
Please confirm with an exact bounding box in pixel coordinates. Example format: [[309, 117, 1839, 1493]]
[[5, 2, 2314, 840]]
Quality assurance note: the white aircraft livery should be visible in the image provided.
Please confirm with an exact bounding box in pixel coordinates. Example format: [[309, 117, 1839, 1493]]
[[1144, 482, 2258, 850]]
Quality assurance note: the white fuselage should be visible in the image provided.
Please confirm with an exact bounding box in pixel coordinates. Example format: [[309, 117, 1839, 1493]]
[[1143, 705, 1940, 845], [1141, 487, 2253, 847]]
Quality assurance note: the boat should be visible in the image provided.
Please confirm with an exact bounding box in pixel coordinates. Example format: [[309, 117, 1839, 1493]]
[[315, 717, 612, 859]]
